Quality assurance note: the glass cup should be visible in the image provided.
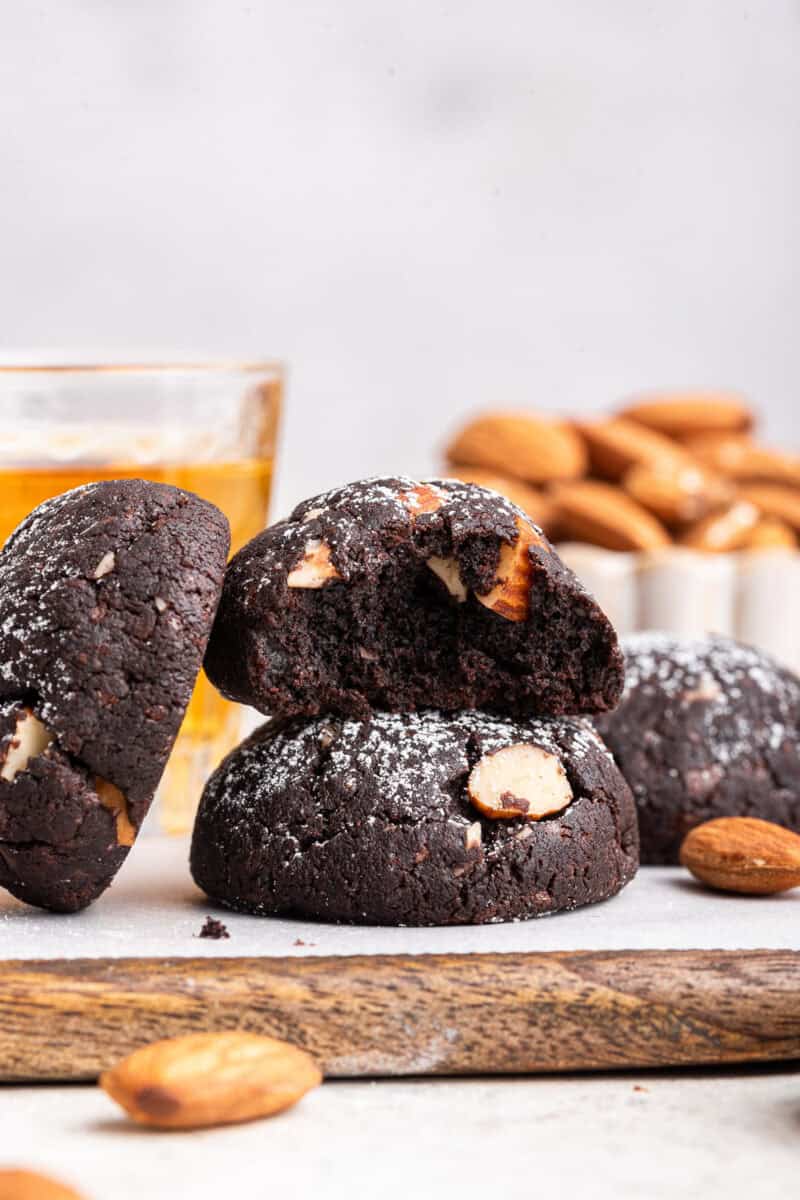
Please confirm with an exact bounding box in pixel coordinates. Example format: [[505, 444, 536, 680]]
[[0, 361, 283, 833]]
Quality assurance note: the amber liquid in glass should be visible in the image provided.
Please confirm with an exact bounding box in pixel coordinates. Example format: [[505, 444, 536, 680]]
[[0, 458, 273, 832]]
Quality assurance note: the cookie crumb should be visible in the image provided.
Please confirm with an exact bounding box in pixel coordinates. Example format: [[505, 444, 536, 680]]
[[632, 1084, 648, 1093], [198, 916, 230, 940], [293, 937, 316, 947]]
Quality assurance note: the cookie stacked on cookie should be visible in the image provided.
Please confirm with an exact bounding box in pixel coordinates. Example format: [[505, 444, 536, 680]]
[[192, 476, 639, 925]]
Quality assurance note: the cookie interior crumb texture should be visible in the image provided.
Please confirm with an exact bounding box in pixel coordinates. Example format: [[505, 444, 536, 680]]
[[594, 632, 800, 864], [0, 479, 230, 912], [190, 709, 639, 926], [204, 476, 624, 721]]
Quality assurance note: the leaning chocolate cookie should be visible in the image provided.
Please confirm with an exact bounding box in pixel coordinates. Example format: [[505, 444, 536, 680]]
[[204, 476, 624, 720], [0, 480, 230, 911], [594, 632, 800, 865], [190, 710, 639, 925]]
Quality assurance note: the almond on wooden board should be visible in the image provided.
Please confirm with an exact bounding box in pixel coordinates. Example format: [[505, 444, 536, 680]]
[[100, 1031, 322, 1129], [617, 393, 753, 439], [622, 460, 732, 525], [0, 1171, 85, 1200], [678, 500, 761, 552], [446, 412, 587, 484], [679, 817, 800, 894], [550, 480, 671, 551], [572, 417, 687, 481]]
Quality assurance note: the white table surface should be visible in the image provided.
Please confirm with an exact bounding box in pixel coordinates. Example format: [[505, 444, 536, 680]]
[[1, 837, 798, 1198], [2, 1068, 798, 1200], [1, 835, 798, 958]]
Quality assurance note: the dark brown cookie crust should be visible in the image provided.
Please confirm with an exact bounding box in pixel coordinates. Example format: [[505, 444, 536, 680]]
[[204, 476, 624, 721], [190, 709, 639, 926], [0, 480, 230, 911], [594, 633, 800, 865]]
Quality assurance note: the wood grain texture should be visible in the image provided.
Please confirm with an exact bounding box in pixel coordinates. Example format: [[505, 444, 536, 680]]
[[0, 951, 798, 1082]]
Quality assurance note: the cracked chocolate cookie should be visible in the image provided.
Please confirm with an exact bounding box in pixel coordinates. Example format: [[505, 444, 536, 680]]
[[190, 709, 639, 925], [594, 632, 800, 864], [204, 476, 624, 721], [0, 479, 230, 911]]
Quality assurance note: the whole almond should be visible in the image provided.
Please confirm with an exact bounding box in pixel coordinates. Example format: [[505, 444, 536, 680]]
[[618, 393, 753, 439], [679, 817, 800, 894], [100, 1031, 322, 1129], [0, 1171, 84, 1200], [622, 460, 732, 525], [573, 416, 687, 481], [743, 518, 797, 550], [687, 434, 800, 487], [678, 500, 761, 552], [550, 480, 671, 551], [737, 483, 800, 532], [446, 412, 587, 484]]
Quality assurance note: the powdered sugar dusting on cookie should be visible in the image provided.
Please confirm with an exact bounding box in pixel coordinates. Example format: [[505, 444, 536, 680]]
[[619, 631, 800, 767]]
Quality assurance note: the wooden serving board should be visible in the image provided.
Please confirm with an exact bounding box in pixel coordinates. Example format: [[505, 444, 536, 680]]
[[0, 838, 798, 1082]]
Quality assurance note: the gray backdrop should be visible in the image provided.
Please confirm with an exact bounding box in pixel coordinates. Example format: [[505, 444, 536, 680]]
[[1, 1, 797, 514]]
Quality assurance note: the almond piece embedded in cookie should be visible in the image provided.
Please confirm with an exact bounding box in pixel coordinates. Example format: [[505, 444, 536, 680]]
[[551, 480, 671, 551], [468, 743, 573, 820], [475, 517, 540, 621], [287, 539, 342, 588], [426, 556, 468, 601], [618, 393, 753, 440], [446, 412, 587, 484], [398, 483, 448, 517], [0, 709, 53, 783]]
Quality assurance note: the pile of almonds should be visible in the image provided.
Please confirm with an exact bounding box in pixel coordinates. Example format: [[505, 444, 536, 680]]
[[443, 393, 800, 553]]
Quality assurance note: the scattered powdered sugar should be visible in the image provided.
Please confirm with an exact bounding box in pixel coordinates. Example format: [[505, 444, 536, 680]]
[[208, 708, 607, 830], [619, 631, 800, 768]]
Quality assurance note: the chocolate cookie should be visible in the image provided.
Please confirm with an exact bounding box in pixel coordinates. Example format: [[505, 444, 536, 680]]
[[594, 632, 800, 864], [0, 480, 230, 911], [190, 709, 639, 925], [204, 476, 624, 721]]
